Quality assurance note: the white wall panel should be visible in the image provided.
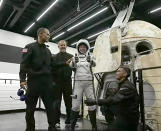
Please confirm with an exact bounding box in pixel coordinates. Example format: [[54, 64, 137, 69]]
[[0, 29, 76, 54], [0, 83, 25, 111], [0, 62, 20, 74], [0, 29, 35, 48]]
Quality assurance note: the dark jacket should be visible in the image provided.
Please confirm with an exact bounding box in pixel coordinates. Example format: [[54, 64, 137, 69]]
[[52, 52, 73, 81], [19, 42, 52, 82], [98, 79, 140, 125]]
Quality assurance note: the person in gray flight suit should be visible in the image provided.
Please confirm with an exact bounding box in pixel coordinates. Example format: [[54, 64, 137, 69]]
[[69, 39, 97, 131]]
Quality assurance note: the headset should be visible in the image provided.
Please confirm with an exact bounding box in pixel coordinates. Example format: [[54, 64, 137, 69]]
[[10, 87, 27, 101]]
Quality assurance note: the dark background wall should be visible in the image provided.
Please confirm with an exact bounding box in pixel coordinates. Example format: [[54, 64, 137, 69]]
[[0, 43, 22, 64]]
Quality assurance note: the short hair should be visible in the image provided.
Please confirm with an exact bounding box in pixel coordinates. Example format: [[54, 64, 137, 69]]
[[37, 28, 48, 36], [119, 66, 131, 77], [58, 40, 67, 45], [78, 43, 88, 50]]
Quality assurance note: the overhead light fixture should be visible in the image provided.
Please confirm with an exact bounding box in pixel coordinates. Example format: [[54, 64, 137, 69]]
[[52, 32, 65, 40], [67, 7, 108, 31], [90, 46, 94, 49], [71, 42, 77, 46], [87, 28, 109, 39], [24, 22, 35, 33], [37, 0, 59, 21], [149, 7, 161, 13], [0, 0, 3, 7], [24, 0, 59, 33]]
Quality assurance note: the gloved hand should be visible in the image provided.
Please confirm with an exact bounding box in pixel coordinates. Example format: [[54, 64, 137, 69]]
[[75, 54, 79, 63], [75, 56, 79, 63], [87, 55, 91, 62], [84, 98, 97, 106]]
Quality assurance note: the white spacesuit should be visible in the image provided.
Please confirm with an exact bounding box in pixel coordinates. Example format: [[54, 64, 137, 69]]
[[69, 39, 97, 131]]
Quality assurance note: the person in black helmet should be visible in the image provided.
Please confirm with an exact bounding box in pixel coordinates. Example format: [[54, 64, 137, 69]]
[[85, 66, 140, 131], [19, 28, 57, 131]]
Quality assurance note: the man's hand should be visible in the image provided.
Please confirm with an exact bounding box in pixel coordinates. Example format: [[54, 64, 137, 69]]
[[66, 58, 72, 65], [20, 81, 27, 89], [84, 98, 97, 106]]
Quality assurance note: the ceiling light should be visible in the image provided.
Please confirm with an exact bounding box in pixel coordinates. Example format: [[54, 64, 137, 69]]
[[37, 0, 59, 21], [52, 32, 65, 40], [149, 7, 161, 13], [87, 28, 109, 39], [71, 42, 77, 46], [24, 0, 59, 33], [0, 0, 3, 7], [67, 7, 108, 31], [24, 22, 35, 33]]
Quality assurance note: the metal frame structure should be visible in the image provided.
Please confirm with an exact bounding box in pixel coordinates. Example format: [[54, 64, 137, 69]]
[[133, 66, 161, 131]]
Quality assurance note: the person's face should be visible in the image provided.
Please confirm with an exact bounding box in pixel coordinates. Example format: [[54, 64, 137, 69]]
[[58, 41, 67, 52], [79, 44, 87, 54], [39, 29, 50, 42], [116, 68, 127, 80]]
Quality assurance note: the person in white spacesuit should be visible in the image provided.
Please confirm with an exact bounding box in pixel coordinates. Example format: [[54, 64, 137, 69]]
[[69, 39, 97, 131]]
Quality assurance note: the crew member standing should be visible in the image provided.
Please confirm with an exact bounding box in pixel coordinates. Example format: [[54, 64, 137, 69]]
[[69, 39, 97, 131], [52, 40, 73, 127], [19, 28, 57, 131]]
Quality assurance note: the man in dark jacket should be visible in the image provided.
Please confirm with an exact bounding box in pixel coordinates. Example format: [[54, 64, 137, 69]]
[[19, 28, 57, 131], [85, 66, 140, 131], [52, 40, 73, 127]]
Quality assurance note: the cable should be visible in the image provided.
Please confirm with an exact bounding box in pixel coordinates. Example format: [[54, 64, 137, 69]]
[[10, 96, 20, 100]]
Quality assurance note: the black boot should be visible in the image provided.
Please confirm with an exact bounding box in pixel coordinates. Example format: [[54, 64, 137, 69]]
[[88, 110, 97, 131], [105, 112, 114, 126], [65, 109, 71, 124], [70, 110, 79, 130]]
